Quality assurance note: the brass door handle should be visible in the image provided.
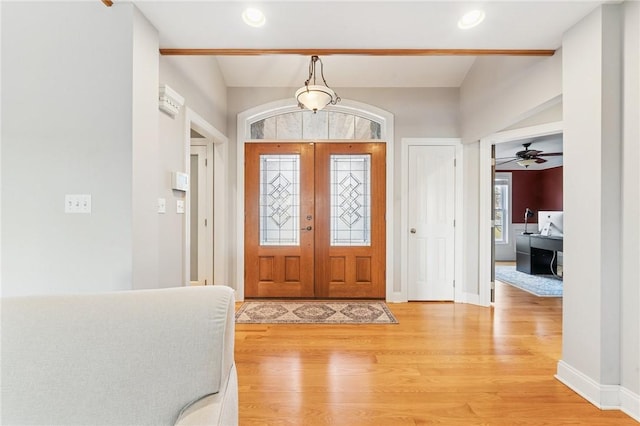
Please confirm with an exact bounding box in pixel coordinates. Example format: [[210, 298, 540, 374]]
[[301, 226, 312, 231]]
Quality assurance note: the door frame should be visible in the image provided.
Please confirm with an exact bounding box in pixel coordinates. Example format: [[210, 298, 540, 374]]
[[400, 138, 464, 303], [478, 121, 563, 306], [184, 108, 229, 287], [189, 143, 212, 286], [236, 99, 395, 301]]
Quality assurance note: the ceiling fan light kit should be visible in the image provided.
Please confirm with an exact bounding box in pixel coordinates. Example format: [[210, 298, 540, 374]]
[[517, 158, 538, 168], [296, 55, 341, 113]]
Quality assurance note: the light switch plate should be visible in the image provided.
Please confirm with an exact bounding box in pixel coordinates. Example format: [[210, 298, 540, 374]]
[[65, 194, 91, 214], [176, 199, 185, 214], [157, 198, 166, 214]]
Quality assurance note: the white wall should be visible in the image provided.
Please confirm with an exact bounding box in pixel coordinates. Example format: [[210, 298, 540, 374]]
[[157, 70, 188, 289], [460, 53, 563, 144], [1, 2, 135, 296], [160, 56, 228, 135], [226, 87, 460, 290], [503, 102, 563, 131], [157, 57, 228, 288], [131, 7, 160, 290], [1, 2, 174, 296], [620, 0, 640, 406], [558, 4, 639, 418], [1, 3, 229, 296], [562, 2, 622, 386]]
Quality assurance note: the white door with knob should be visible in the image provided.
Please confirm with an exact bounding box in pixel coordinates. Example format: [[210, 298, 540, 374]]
[[407, 145, 456, 301]]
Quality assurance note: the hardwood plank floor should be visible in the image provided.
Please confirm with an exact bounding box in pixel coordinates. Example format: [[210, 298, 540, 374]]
[[235, 282, 636, 425]]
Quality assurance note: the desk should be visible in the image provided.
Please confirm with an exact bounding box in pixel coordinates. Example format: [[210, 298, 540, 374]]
[[516, 234, 563, 275]]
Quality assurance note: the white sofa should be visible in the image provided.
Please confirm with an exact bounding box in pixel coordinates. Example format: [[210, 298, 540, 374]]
[[1, 285, 238, 425]]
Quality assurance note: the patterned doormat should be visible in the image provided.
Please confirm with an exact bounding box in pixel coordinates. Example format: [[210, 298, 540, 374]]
[[235, 301, 398, 324]]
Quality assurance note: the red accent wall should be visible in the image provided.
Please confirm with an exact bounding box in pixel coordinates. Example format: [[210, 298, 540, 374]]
[[507, 166, 563, 223]]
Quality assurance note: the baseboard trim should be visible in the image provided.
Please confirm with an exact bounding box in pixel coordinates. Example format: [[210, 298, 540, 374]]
[[556, 360, 640, 422], [387, 291, 405, 303], [620, 387, 640, 422], [461, 292, 482, 306], [556, 360, 621, 409]]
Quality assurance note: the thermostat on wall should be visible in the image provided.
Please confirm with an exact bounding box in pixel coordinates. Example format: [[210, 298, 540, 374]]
[[172, 172, 189, 191]]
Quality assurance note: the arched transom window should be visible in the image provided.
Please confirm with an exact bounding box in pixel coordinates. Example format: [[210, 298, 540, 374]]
[[250, 110, 382, 140]]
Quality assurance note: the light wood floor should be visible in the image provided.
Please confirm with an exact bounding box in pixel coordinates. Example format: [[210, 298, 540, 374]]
[[235, 282, 636, 425]]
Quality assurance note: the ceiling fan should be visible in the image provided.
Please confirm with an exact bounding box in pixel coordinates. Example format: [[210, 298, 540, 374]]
[[496, 142, 563, 168]]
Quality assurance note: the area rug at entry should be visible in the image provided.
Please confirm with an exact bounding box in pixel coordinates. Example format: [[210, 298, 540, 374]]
[[495, 265, 563, 297], [235, 301, 398, 324]]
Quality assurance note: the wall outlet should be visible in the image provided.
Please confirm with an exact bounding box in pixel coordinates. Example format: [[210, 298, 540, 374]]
[[65, 194, 91, 214], [176, 199, 185, 214]]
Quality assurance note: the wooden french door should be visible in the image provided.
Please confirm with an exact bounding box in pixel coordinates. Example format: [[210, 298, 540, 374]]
[[245, 143, 315, 298], [245, 142, 385, 299]]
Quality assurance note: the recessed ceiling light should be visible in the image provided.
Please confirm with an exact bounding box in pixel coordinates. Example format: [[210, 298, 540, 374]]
[[242, 8, 266, 28], [458, 10, 485, 30]]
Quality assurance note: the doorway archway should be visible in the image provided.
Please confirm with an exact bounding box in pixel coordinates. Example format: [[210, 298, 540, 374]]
[[236, 99, 395, 301], [479, 121, 563, 306]]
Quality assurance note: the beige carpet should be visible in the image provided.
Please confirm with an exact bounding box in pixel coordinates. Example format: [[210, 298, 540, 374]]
[[235, 300, 398, 324]]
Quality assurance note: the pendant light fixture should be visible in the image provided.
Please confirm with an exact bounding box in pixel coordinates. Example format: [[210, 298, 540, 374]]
[[295, 55, 340, 113]]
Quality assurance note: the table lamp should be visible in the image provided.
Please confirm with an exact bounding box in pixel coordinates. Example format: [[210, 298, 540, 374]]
[[523, 208, 534, 235]]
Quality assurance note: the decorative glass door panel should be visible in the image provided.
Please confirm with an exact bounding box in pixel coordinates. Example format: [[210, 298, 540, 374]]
[[245, 142, 385, 299], [245, 144, 314, 298], [330, 154, 371, 246], [260, 155, 300, 246]]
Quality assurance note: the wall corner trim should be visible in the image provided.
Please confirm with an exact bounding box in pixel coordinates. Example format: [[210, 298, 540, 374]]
[[556, 360, 640, 421]]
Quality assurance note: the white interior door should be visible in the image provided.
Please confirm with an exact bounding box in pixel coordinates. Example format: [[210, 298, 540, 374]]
[[407, 145, 456, 301], [190, 145, 210, 285]]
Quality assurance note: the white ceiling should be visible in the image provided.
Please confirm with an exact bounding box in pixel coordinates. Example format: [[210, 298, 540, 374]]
[[212, 55, 478, 88], [133, 0, 607, 88]]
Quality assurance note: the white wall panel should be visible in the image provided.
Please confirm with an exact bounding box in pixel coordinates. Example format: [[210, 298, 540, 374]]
[[1, 2, 135, 296]]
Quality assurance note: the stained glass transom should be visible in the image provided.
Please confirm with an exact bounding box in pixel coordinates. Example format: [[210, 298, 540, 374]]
[[250, 111, 381, 140], [330, 155, 371, 246], [260, 155, 300, 246]]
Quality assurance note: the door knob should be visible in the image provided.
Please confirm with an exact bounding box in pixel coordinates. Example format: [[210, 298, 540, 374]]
[[301, 226, 312, 231], [410, 228, 416, 234]]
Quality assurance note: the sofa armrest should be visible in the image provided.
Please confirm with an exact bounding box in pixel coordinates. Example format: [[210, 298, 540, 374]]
[[1, 285, 236, 425], [175, 363, 238, 426]]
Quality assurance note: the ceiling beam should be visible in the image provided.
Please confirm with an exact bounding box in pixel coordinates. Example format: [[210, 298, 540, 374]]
[[159, 48, 556, 57]]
